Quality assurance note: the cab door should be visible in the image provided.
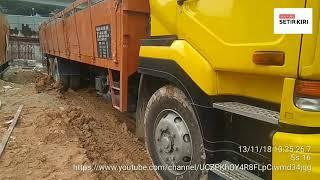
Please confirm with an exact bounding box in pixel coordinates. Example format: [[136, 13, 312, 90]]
[[177, 0, 306, 102]]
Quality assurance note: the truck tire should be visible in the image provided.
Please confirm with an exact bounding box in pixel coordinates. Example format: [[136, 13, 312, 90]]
[[53, 58, 69, 90], [69, 75, 80, 90], [144, 85, 207, 180]]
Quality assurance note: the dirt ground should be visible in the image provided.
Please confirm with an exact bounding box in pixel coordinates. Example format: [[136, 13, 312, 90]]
[[0, 66, 157, 180]]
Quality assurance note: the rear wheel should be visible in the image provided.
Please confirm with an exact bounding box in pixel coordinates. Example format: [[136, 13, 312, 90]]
[[69, 75, 80, 90], [52, 58, 69, 90], [144, 85, 207, 180]]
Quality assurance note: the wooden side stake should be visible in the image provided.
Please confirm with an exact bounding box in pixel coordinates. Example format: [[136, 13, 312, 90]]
[[0, 105, 23, 157]]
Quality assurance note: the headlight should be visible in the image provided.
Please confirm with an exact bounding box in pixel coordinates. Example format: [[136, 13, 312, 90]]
[[295, 97, 320, 111], [295, 80, 320, 112]]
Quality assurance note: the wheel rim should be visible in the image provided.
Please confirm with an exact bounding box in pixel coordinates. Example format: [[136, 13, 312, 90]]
[[154, 109, 193, 175]]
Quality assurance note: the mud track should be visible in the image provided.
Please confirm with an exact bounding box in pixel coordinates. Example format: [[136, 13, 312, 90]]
[[0, 67, 157, 180]]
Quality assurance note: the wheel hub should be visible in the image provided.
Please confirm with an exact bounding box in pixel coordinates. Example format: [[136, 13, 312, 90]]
[[160, 135, 172, 152], [155, 110, 192, 175]]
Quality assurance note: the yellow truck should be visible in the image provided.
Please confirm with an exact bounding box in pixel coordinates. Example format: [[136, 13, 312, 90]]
[[138, 0, 319, 179], [40, 0, 320, 179]]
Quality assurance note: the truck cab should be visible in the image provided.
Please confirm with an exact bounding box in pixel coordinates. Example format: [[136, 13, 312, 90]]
[[39, 0, 320, 179], [138, 0, 320, 179]]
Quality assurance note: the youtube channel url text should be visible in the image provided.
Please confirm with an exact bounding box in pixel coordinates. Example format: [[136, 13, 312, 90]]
[[73, 163, 312, 173]]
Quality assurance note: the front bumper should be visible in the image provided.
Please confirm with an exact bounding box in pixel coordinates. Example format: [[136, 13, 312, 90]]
[[272, 132, 320, 180]]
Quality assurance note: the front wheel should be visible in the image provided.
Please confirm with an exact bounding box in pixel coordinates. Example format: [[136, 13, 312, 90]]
[[144, 85, 207, 180]]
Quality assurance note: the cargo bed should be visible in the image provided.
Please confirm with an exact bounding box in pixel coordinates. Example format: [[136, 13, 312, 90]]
[[39, 0, 149, 111]]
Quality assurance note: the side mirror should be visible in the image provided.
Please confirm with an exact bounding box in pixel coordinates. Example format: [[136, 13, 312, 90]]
[[177, 0, 186, 6]]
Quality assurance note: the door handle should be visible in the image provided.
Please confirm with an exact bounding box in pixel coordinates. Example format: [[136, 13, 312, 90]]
[[253, 51, 285, 66]]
